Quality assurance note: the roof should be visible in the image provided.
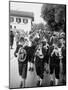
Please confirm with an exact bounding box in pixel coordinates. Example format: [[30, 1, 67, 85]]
[[10, 10, 34, 21]]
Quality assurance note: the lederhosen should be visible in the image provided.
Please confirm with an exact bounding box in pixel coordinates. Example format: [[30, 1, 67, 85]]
[[28, 45, 36, 63], [42, 46, 49, 64], [35, 56, 45, 79], [41, 41, 50, 64], [50, 46, 60, 79], [35, 47, 46, 79]]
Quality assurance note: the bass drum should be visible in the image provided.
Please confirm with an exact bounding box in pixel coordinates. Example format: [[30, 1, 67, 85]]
[[18, 47, 27, 62]]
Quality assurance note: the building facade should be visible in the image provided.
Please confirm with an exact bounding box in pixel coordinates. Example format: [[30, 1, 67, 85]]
[[10, 10, 34, 34]]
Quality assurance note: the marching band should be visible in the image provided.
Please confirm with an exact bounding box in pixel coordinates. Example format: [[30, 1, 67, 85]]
[[10, 30, 66, 87]]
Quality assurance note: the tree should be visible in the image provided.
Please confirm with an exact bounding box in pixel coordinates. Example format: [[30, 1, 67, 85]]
[[37, 23, 45, 30], [41, 4, 66, 32]]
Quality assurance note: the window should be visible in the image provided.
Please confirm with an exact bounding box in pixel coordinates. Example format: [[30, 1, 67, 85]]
[[10, 25, 12, 29], [14, 26, 16, 29], [23, 19, 28, 24], [10, 17, 14, 22], [16, 18, 21, 23]]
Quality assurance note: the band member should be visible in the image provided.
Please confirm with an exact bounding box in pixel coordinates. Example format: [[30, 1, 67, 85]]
[[10, 30, 14, 49], [28, 44, 36, 71], [50, 32, 58, 46], [59, 32, 66, 84], [15, 39, 30, 87], [17, 46, 28, 88], [41, 40, 50, 73], [50, 44, 61, 86], [14, 37, 26, 87], [61, 42, 66, 84], [28, 38, 40, 71], [35, 42, 48, 86], [14, 37, 25, 57]]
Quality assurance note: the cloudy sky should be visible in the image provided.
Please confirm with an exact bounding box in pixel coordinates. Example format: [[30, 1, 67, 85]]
[[10, 2, 46, 24]]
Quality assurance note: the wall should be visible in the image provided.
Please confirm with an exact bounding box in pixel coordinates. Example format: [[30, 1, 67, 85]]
[[10, 16, 32, 33]]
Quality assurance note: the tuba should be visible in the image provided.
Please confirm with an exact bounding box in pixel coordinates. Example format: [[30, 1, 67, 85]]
[[18, 47, 27, 62]]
